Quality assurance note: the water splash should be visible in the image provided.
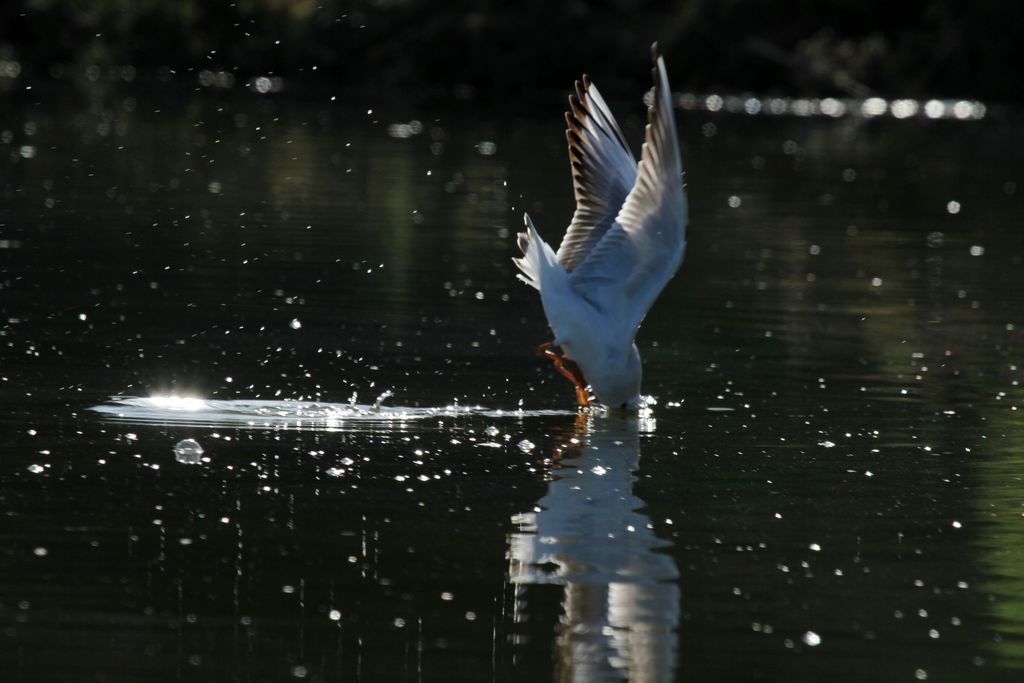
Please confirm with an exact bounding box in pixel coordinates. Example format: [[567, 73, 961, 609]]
[[89, 395, 576, 431]]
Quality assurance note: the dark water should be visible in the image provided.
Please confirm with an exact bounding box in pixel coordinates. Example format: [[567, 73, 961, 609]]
[[2, 84, 1024, 682]]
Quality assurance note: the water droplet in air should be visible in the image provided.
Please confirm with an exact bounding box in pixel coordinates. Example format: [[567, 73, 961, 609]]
[[290, 318, 302, 330], [174, 438, 204, 464], [372, 390, 393, 412]]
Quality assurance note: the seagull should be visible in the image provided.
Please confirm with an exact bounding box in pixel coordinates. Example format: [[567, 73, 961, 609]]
[[514, 43, 688, 410]]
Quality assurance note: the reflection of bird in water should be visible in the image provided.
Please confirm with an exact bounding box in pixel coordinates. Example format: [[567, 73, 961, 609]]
[[508, 414, 679, 681], [514, 44, 688, 410]]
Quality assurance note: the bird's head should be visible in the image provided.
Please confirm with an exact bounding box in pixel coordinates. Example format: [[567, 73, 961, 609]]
[[592, 344, 642, 410]]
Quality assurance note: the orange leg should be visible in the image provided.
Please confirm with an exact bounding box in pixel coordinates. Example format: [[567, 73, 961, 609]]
[[537, 342, 591, 408]]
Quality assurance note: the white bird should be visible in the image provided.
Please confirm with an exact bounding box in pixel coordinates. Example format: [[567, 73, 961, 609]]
[[514, 43, 688, 409]]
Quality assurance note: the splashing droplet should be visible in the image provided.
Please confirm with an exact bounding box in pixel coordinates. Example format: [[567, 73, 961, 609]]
[[372, 390, 393, 412], [174, 438, 204, 464]]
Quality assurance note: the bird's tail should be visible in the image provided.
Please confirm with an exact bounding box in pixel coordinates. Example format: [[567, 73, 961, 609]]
[[512, 214, 558, 290]]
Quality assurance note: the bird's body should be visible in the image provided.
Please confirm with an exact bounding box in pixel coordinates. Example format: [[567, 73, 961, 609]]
[[514, 44, 688, 409]]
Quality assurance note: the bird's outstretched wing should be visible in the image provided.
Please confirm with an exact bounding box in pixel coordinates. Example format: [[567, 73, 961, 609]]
[[556, 76, 638, 272], [568, 43, 688, 342]]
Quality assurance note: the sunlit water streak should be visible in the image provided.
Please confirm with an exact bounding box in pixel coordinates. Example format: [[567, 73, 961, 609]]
[[89, 395, 577, 430], [672, 92, 987, 120]]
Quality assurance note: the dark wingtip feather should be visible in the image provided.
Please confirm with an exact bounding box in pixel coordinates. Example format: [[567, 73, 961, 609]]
[[517, 231, 530, 255], [568, 92, 581, 114], [565, 102, 577, 133], [567, 128, 584, 148]]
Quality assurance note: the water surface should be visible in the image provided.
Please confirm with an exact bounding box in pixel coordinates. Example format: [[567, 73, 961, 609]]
[[2, 84, 1024, 681]]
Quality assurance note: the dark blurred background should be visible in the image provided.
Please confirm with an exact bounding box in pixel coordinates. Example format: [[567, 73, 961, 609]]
[[2, 0, 1023, 104]]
